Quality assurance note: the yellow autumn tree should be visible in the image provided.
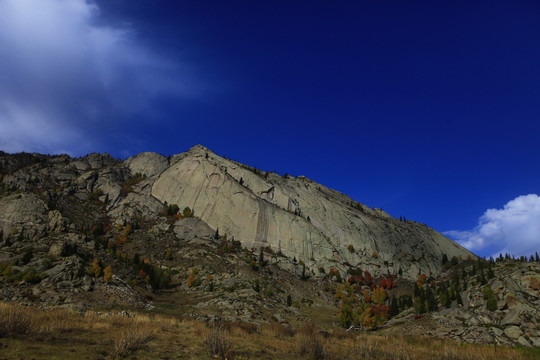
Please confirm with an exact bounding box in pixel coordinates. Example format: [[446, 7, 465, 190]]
[[89, 258, 101, 277], [103, 265, 113, 283], [372, 287, 387, 305]]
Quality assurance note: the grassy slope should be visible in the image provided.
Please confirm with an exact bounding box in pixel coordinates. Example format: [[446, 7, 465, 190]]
[[0, 303, 538, 360]]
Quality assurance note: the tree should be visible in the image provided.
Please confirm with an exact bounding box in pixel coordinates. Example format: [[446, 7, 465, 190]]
[[482, 286, 497, 311], [89, 258, 101, 277], [287, 294, 292, 307], [372, 287, 387, 305], [214, 228, 220, 240], [104, 265, 113, 283], [441, 254, 449, 266], [426, 287, 438, 312], [259, 248, 264, 266], [364, 270, 372, 285], [390, 296, 399, 317], [182, 207, 193, 217], [413, 296, 426, 314], [456, 287, 463, 306]]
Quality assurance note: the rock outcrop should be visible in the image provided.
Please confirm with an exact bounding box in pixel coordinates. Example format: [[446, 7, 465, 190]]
[[151, 145, 474, 279]]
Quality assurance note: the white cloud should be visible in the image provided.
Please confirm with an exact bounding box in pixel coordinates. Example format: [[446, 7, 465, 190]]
[[0, 0, 194, 154], [444, 194, 540, 258]]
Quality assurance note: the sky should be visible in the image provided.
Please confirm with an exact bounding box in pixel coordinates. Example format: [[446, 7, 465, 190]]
[[0, 0, 539, 258]]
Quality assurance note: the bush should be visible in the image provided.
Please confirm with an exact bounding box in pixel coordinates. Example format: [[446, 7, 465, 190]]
[[347, 244, 355, 253], [186, 268, 200, 288], [107, 325, 153, 359], [296, 333, 328, 360], [41, 256, 56, 270], [0, 304, 32, 338], [182, 207, 193, 217], [20, 248, 33, 265], [204, 325, 233, 360]]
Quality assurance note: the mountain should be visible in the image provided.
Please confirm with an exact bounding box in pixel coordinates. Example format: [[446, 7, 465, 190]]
[[0, 145, 473, 281], [135, 145, 473, 279], [0, 146, 539, 352]]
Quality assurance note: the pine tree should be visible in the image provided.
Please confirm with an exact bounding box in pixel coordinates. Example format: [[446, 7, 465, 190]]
[[456, 287, 463, 306], [287, 294, 292, 307], [413, 296, 426, 314], [444, 288, 451, 308], [390, 297, 399, 317], [214, 228, 220, 240], [426, 287, 438, 312], [479, 271, 487, 285], [259, 248, 264, 266]]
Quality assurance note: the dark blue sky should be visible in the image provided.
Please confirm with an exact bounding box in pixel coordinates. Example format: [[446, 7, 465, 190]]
[[1, 1, 539, 257]]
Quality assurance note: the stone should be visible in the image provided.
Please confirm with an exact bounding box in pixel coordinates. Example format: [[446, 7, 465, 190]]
[[504, 326, 522, 340], [491, 327, 503, 337], [517, 336, 531, 347], [501, 308, 521, 326]]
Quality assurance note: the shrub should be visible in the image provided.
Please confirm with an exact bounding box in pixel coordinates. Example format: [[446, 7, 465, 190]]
[[20, 248, 33, 265], [371, 251, 378, 259], [22, 267, 41, 284], [0, 304, 32, 338], [186, 268, 200, 288], [41, 256, 56, 270], [347, 244, 355, 253], [182, 207, 193, 217], [204, 325, 233, 360], [296, 333, 328, 360], [107, 325, 153, 359], [88, 188, 104, 201]]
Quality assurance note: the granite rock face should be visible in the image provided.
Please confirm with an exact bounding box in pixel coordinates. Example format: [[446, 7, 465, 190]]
[[0, 146, 473, 281], [150, 145, 474, 279]]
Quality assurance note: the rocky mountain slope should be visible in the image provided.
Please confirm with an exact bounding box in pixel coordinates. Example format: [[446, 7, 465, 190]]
[[1, 146, 537, 349], [1, 145, 473, 281]]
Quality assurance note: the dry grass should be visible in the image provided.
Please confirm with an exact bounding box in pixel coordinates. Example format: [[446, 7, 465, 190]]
[[107, 325, 154, 359], [0, 302, 536, 360], [0, 303, 33, 337], [261, 322, 295, 339]]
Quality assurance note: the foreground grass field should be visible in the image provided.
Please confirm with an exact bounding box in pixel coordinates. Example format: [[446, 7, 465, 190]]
[[0, 302, 537, 360]]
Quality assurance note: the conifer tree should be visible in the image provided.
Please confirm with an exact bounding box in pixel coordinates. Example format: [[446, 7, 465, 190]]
[[426, 287, 438, 312]]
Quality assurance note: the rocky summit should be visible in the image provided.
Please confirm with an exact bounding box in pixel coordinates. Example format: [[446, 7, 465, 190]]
[[0, 146, 538, 351]]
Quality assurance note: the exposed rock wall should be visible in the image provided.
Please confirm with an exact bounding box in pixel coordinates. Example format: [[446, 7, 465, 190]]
[[151, 145, 474, 279]]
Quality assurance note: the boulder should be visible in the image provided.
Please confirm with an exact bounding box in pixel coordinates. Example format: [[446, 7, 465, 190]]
[[504, 326, 522, 341]]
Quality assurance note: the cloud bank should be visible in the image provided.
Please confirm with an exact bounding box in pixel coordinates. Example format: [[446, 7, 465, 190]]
[[0, 0, 191, 154], [445, 194, 540, 258]]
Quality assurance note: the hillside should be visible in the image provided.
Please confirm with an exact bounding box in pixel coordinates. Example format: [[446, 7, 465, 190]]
[[0, 146, 538, 357]]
